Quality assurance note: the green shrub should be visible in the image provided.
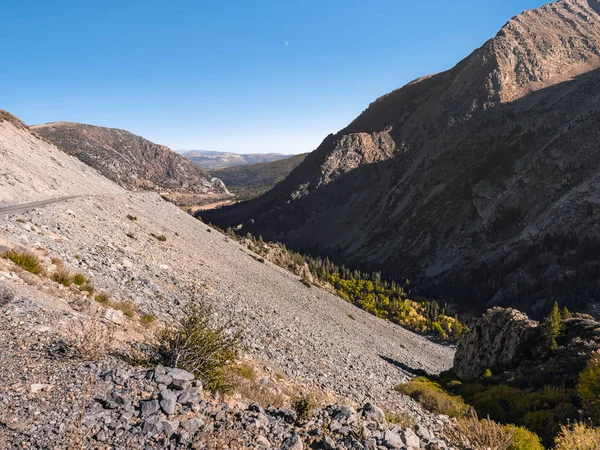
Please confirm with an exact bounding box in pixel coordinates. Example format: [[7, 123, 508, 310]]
[[72, 273, 86, 286], [157, 304, 241, 393], [385, 411, 416, 428], [395, 377, 468, 417], [140, 313, 155, 327], [578, 351, 600, 423], [506, 425, 544, 450], [292, 394, 316, 423], [95, 293, 110, 305], [5, 250, 44, 274], [80, 282, 95, 294]]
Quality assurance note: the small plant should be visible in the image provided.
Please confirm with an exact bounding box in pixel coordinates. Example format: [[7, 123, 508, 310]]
[[126, 214, 137, 221], [482, 368, 493, 379], [112, 300, 137, 318], [395, 377, 468, 417], [578, 350, 600, 423], [72, 273, 86, 286], [52, 268, 73, 287], [139, 313, 155, 327], [151, 233, 167, 242], [507, 425, 544, 450], [292, 394, 316, 423], [385, 411, 416, 428], [229, 363, 257, 382], [5, 249, 44, 274], [80, 282, 95, 295], [444, 411, 514, 450], [554, 422, 600, 450], [74, 314, 114, 361], [95, 293, 110, 305], [0, 283, 15, 307], [157, 304, 241, 393]]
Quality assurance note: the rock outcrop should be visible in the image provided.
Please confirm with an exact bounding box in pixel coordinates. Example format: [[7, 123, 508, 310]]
[[203, 0, 600, 315], [31, 122, 232, 206], [454, 307, 600, 388]]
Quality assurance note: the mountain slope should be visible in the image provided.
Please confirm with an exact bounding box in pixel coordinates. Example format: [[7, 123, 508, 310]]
[[211, 153, 308, 200], [182, 150, 289, 169], [31, 122, 232, 206], [203, 0, 600, 316]]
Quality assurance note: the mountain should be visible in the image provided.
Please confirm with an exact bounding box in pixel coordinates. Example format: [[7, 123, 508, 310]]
[[203, 0, 600, 316], [0, 110, 454, 448], [31, 122, 232, 207], [181, 149, 290, 169], [211, 153, 308, 201]]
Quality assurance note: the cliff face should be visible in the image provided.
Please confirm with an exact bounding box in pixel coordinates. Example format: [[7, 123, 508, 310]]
[[32, 122, 231, 206], [204, 0, 600, 314]]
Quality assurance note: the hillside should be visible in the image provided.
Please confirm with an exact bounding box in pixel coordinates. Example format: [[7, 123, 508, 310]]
[[31, 122, 232, 207], [203, 0, 600, 317], [0, 113, 454, 448], [182, 150, 289, 169], [212, 153, 308, 200]]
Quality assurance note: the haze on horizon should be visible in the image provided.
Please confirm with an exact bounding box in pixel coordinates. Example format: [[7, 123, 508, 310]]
[[1, 0, 546, 155]]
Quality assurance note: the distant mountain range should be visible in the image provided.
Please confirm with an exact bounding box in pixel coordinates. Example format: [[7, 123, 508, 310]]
[[180, 150, 291, 169]]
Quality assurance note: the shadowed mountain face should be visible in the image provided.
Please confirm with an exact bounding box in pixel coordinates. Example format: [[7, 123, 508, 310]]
[[32, 122, 232, 206], [203, 0, 600, 316]]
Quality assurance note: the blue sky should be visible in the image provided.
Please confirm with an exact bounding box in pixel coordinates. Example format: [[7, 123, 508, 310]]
[[1, 0, 547, 154]]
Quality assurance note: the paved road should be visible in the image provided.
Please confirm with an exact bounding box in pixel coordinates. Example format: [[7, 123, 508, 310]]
[[0, 196, 78, 216]]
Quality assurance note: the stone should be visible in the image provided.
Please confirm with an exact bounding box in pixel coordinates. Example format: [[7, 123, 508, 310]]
[[257, 435, 271, 448], [30, 383, 53, 393], [103, 308, 124, 325], [141, 417, 162, 437], [280, 433, 303, 450], [322, 435, 336, 450], [401, 429, 421, 448], [361, 402, 385, 423], [383, 430, 404, 449], [180, 417, 204, 435], [160, 420, 180, 435], [160, 398, 177, 415], [140, 400, 160, 418], [167, 367, 195, 382]]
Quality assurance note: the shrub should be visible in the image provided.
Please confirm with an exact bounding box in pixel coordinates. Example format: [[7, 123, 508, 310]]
[[578, 351, 600, 423], [0, 283, 14, 307], [229, 363, 257, 381], [385, 411, 416, 428], [507, 425, 544, 450], [395, 377, 468, 417], [51, 268, 73, 286], [74, 314, 114, 361], [80, 282, 95, 295], [5, 250, 44, 274], [292, 394, 316, 423], [157, 304, 241, 393], [95, 293, 110, 305], [112, 300, 136, 318], [445, 411, 514, 450], [554, 422, 600, 450], [140, 313, 155, 327], [72, 273, 86, 286]]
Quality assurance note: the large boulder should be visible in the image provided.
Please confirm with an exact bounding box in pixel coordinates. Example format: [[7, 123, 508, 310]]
[[454, 308, 538, 380]]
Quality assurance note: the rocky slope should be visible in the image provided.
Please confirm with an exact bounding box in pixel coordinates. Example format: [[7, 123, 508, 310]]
[[183, 150, 289, 170], [204, 0, 600, 316], [31, 122, 232, 207], [212, 153, 308, 201], [0, 115, 454, 447]]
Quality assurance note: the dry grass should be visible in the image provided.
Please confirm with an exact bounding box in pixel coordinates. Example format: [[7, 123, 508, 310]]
[[52, 268, 73, 286], [554, 422, 600, 450], [385, 410, 416, 428], [444, 411, 514, 450], [112, 300, 137, 318], [73, 314, 115, 361], [139, 313, 155, 327], [0, 110, 28, 129], [4, 249, 44, 275]]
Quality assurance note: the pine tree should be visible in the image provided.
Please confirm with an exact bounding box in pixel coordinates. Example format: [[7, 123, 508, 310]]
[[544, 301, 562, 350]]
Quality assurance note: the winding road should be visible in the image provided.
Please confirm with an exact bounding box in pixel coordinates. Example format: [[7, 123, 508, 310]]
[[0, 196, 78, 216]]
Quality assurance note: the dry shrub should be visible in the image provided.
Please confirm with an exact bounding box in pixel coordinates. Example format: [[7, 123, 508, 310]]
[[445, 411, 514, 450], [554, 422, 600, 450], [74, 314, 115, 361], [72, 273, 87, 286], [385, 411, 416, 429], [52, 268, 73, 286], [157, 304, 241, 393], [292, 394, 316, 423], [395, 376, 468, 417]]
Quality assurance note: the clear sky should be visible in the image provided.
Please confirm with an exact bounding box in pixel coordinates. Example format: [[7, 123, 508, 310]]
[[1, 0, 547, 154]]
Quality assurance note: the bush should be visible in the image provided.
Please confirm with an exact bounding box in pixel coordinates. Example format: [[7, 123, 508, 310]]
[[385, 411, 416, 428], [5, 250, 44, 274], [140, 313, 155, 327], [554, 422, 600, 450], [157, 304, 241, 393], [445, 411, 514, 450], [395, 377, 468, 417], [292, 394, 316, 423], [507, 425, 544, 450], [578, 351, 600, 423], [52, 268, 73, 286], [112, 300, 136, 318], [0, 283, 14, 307], [95, 293, 110, 305], [74, 314, 114, 361], [80, 282, 95, 295], [72, 273, 86, 286]]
